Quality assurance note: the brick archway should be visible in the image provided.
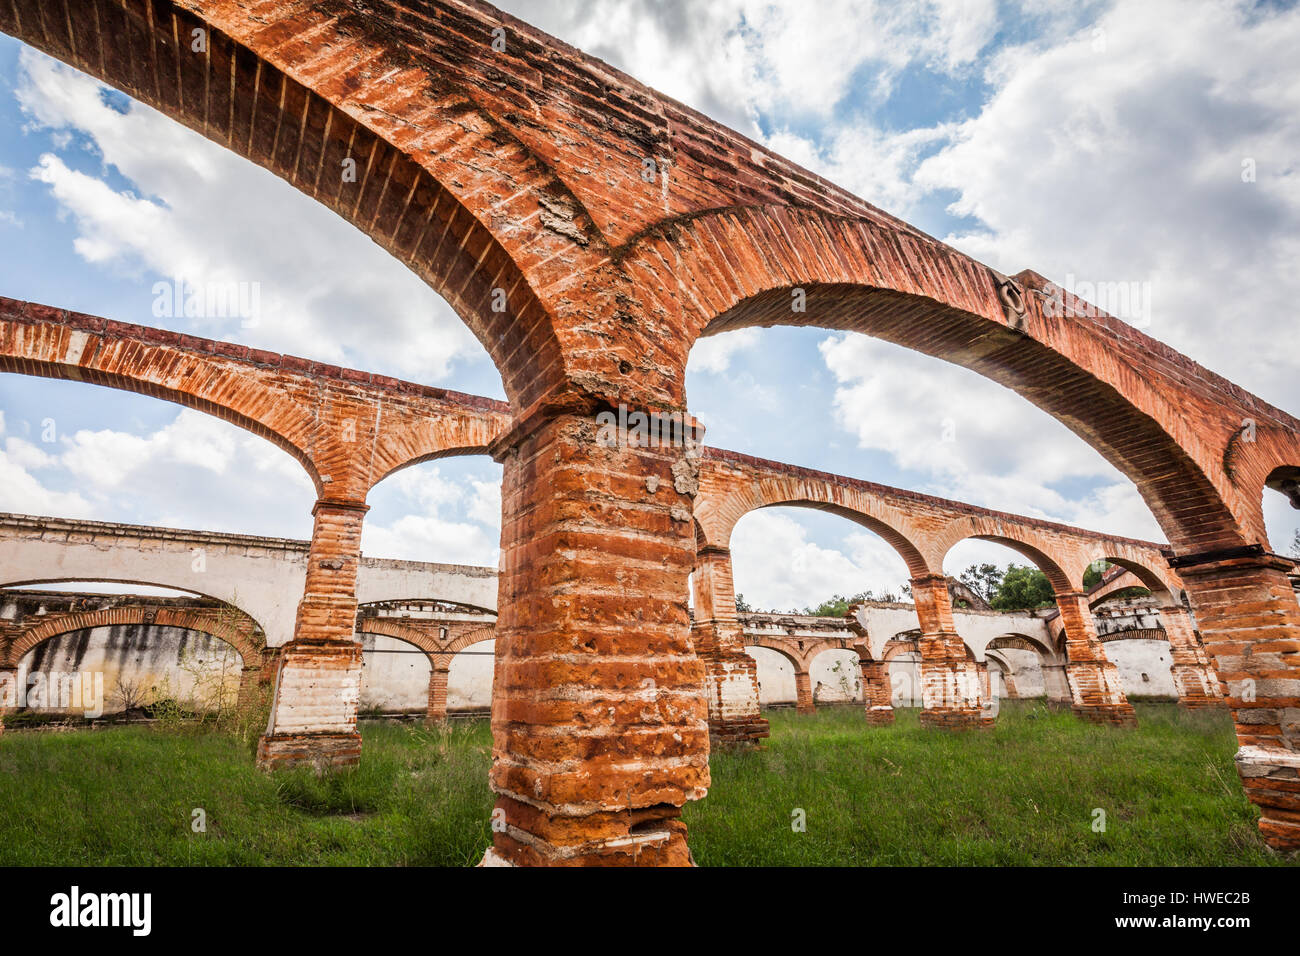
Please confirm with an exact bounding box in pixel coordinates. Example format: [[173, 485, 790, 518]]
[[648, 205, 1300, 553], [5, 604, 264, 670], [0, 0, 580, 411], [3, 0, 1297, 860]]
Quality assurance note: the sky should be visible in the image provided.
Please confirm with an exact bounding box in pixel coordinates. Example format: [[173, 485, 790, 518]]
[[0, 0, 1297, 612]]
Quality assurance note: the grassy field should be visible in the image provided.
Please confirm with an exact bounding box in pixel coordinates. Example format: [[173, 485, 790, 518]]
[[0, 701, 1291, 866]]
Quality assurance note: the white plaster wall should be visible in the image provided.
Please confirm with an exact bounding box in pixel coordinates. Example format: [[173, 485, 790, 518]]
[[16, 625, 242, 715], [447, 639, 494, 710], [358, 633, 431, 712], [747, 645, 796, 704], [887, 654, 922, 706], [809, 649, 862, 702], [996, 647, 1046, 698], [1103, 639, 1177, 697], [0, 521, 498, 649]]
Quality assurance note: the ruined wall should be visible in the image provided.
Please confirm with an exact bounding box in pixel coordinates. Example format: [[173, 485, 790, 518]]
[[19, 625, 242, 715], [1103, 639, 1177, 697]]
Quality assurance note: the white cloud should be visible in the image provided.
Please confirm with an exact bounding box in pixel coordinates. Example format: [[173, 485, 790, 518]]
[[687, 328, 761, 374], [0, 411, 93, 518], [502, 0, 999, 131], [729, 508, 911, 611], [819, 331, 1164, 540], [360, 514, 499, 568], [912, 0, 1300, 415], [16, 50, 485, 384]]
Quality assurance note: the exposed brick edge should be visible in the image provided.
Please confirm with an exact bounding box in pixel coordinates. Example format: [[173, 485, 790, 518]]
[[0, 512, 496, 576], [0, 297, 512, 414], [702, 446, 1169, 552]]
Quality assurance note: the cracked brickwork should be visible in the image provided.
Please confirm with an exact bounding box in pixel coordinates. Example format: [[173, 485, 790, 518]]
[[2, 0, 1299, 858]]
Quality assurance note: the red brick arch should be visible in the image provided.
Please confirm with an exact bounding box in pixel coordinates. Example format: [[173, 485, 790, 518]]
[[0, 0, 577, 410], [6, 604, 264, 669], [986, 632, 1057, 660], [932, 520, 1076, 594], [0, 300, 512, 501], [356, 618, 443, 660], [1084, 565, 1170, 608], [356, 618, 495, 665], [1096, 628, 1168, 644], [744, 635, 809, 672], [627, 203, 1300, 552], [695, 469, 932, 578], [445, 626, 495, 656]]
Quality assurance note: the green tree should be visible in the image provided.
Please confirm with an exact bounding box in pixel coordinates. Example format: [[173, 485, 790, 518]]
[[735, 593, 752, 613], [1291, 529, 1300, 559], [989, 563, 1057, 611], [804, 592, 870, 617], [959, 563, 1003, 603]]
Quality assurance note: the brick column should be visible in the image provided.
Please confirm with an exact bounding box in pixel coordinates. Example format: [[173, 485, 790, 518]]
[[692, 545, 768, 743], [1176, 553, 1300, 850], [911, 574, 990, 729], [426, 659, 450, 725], [235, 666, 262, 718], [1160, 606, 1225, 709], [793, 670, 815, 714], [1041, 661, 1071, 705], [1055, 590, 1136, 725], [0, 664, 16, 735], [257, 499, 366, 771], [858, 656, 895, 725], [483, 411, 708, 866]]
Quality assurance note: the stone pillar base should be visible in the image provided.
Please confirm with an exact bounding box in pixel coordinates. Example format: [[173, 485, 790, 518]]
[[487, 797, 695, 866], [1172, 665, 1226, 709], [1071, 703, 1137, 726], [256, 731, 362, 771], [864, 706, 896, 726], [709, 716, 770, 744], [1065, 660, 1135, 726], [1177, 696, 1227, 711], [1236, 747, 1300, 851], [920, 657, 990, 729], [919, 708, 994, 730], [701, 649, 767, 744]]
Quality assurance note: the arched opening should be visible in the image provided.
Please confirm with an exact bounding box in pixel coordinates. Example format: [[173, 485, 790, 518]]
[[726, 506, 913, 616], [447, 639, 495, 717], [362, 456, 502, 569], [743, 644, 801, 708], [882, 634, 922, 707], [807, 646, 863, 704], [0, 30, 540, 406], [355, 630, 433, 717], [0, 380, 316, 539], [1262, 465, 1300, 606], [942, 537, 1071, 610], [1, 583, 265, 719]]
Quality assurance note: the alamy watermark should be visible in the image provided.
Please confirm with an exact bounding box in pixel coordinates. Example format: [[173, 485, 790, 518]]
[[1042, 273, 1152, 328], [152, 275, 261, 328], [595, 404, 704, 457], [0, 668, 105, 718]]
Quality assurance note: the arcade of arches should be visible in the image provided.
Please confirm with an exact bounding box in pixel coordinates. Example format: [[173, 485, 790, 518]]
[[2, 0, 1299, 865]]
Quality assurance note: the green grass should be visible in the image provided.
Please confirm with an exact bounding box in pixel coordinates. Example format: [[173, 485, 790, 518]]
[[0, 720, 496, 865], [0, 702, 1291, 866], [686, 701, 1291, 866]]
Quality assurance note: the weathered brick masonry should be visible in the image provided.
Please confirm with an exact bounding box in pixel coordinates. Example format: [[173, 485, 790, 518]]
[[3, 0, 1300, 859]]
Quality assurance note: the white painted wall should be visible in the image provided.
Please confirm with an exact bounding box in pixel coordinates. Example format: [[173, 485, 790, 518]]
[[747, 646, 796, 704], [809, 649, 862, 702], [448, 639, 494, 711], [1103, 639, 1177, 697], [358, 633, 431, 712]]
